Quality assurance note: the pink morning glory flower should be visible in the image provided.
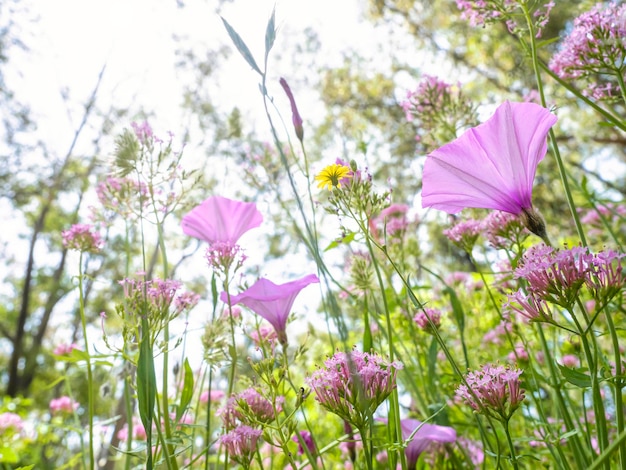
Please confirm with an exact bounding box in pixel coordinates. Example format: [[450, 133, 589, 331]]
[[221, 274, 319, 345], [422, 101, 556, 212], [422, 101, 556, 242], [378, 418, 456, 468], [181, 196, 262, 246]]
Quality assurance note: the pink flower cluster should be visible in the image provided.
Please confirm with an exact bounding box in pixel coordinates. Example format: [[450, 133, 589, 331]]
[[456, 363, 525, 419], [456, 0, 554, 37], [306, 349, 403, 427], [218, 425, 263, 465], [549, 2, 626, 100], [414, 308, 442, 332], [444, 211, 529, 251], [117, 417, 148, 441], [62, 224, 104, 253], [218, 387, 280, 431], [118, 276, 197, 317], [371, 203, 411, 238], [49, 396, 79, 415], [0, 412, 23, 433], [507, 245, 625, 319], [401, 75, 476, 151]]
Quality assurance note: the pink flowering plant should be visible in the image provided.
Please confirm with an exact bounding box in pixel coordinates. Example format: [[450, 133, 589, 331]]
[[4, 3, 626, 470]]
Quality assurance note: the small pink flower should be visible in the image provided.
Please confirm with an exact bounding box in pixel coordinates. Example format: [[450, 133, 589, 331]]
[[53, 343, 79, 356], [306, 349, 403, 428], [0, 412, 23, 433], [62, 224, 104, 253], [50, 396, 79, 414], [199, 389, 225, 404], [218, 425, 263, 466], [561, 355, 580, 368], [414, 308, 442, 332], [456, 363, 525, 420]]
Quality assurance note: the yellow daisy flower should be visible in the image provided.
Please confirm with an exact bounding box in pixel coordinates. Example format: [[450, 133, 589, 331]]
[[315, 164, 352, 191]]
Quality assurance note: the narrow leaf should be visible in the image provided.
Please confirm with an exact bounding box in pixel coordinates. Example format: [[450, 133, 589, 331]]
[[176, 358, 195, 421], [444, 286, 465, 333], [137, 319, 156, 468], [264, 7, 276, 59], [221, 17, 263, 75]]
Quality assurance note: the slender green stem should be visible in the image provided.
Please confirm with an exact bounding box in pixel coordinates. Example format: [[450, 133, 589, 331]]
[[604, 310, 626, 469], [77, 253, 95, 470], [520, 5, 587, 247], [503, 418, 519, 470]]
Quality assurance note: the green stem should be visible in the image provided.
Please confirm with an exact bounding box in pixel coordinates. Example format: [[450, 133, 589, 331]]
[[503, 418, 519, 470], [520, 5, 587, 247], [77, 253, 95, 470], [604, 309, 626, 469]]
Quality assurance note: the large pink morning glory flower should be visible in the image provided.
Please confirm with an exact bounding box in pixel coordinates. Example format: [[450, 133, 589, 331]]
[[422, 101, 557, 215], [181, 196, 262, 246], [221, 274, 319, 345]]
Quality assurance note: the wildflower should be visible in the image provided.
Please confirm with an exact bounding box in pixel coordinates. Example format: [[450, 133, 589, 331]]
[[414, 308, 442, 333], [218, 387, 281, 430], [218, 425, 263, 467], [380, 418, 457, 468], [456, 363, 525, 420], [131, 121, 154, 145], [181, 196, 262, 246], [249, 323, 278, 348], [49, 396, 79, 414], [221, 274, 319, 345], [315, 163, 352, 190], [483, 211, 529, 249], [373, 203, 410, 237], [306, 349, 403, 428], [205, 241, 248, 273], [443, 219, 482, 251], [62, 223, 104, 253], [117, 417, 147, 441], [549, 3, 626, 100], [585, 249, 625, 302], [53, 343, 79, 356], [505, 289, 553, 323], [279, 77, 304, 142], [293, 430, 316, 456], [422, 101, 557, 242], [401, 75, 477, 151], [199, 389, 225, 405], [0, 412, 23, 433], [514, 245, 591, 308], [561, 354, 580, 368]]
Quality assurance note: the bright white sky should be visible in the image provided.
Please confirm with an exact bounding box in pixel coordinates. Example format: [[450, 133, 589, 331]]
[[10, 0, 381, 153]]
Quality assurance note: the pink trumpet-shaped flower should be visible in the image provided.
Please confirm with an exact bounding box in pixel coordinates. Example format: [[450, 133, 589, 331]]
[[181, 196, 262, 246], [378, 418, 456, 468], [422, 101, 557, 216], [221, 274, 319, 345]]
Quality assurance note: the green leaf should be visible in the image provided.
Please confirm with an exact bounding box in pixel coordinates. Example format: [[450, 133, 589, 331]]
[[0, 445, 18, 463], [444, 286, 465, 333], [427, 337, 438, 379], [137, 318, 156, 468], [558, 364, 591, 388], [324, 232, 356, 251], [221, 17, 263, 75], [176, 358, 195, 422], [264, 7, 276, 60]]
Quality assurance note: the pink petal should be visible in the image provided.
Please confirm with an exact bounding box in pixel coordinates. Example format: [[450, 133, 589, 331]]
[[181, 196, 262, 245], [422, 101, 557, 214]]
